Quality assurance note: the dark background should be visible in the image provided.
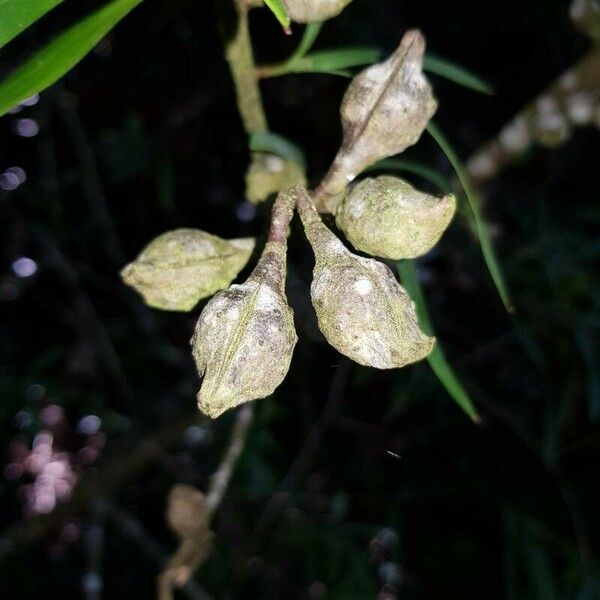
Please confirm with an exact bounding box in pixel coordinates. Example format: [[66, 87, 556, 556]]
[[1, 0, 599, 598]]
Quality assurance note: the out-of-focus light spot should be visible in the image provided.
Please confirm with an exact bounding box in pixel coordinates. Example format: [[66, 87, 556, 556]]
[[77, 414, 101, 436], [25, 383, 46, 402], [35, 492, 56, 514], [8, 166, 26, 183], [235, 201, 256, 222], [183, 425, 212, 447], [87, 432, 106, 449], [21, 94, 39, 107], [41, 404, 64, 428], [77, 446, 99, 465], [12, 118, 39, 137], [7, 105, 22, 114], [33, 431, 53, 449], [0, 171, 20, 191], [12, 256, 37, 278], [13, 410, 33, 429], [0, 166, 26, 191], [4, 463, 23, 481], [82, 573, 103, 596]]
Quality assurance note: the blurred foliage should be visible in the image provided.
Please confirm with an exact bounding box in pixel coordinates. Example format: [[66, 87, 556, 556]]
[[0, 0, 599, 599]]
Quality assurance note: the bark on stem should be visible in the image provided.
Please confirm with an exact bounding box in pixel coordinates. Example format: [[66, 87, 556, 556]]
[[219, 0, 268, 134]]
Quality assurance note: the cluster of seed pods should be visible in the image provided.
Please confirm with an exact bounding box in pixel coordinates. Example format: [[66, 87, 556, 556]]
[[121, 28, 459, 417]]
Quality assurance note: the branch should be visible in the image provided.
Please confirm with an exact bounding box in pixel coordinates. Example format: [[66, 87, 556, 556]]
[[157, 405, 254, 600], [217, 0, 268, 134]]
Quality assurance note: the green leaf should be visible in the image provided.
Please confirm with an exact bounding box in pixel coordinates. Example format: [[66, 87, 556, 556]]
[[271, 46, 493, 96], [249, 130, 307, 170], [423, 54, 493, 95], [427, 121, 514, 312], [0, 0, 63, 50], [287, 21, 323, 65], [291, 47, 383, 74], [397, 260, 480, 422], [263, 0, 291, 33], [0, 0, 144, 117]]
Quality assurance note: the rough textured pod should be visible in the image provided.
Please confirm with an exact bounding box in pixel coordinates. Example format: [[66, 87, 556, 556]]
[[191, 192, 298, 418], [245, 153, 307, 205], [282, 0, 353, 22], [293, 186, 434, 368], [121, 229, 255, 312], [315, 30, 437, 212], [336, 176, 456, 259]]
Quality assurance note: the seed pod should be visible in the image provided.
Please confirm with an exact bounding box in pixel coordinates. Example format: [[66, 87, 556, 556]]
[[121, 229, 255, 312], [336, 176, 456, 259], [293, 186, 434, 368], [191, 192, 298, 418], [314, 30, 437, 212], [245, 153, 307, 205], [283, 0, 353, 23], [166, 484, 212, 547]]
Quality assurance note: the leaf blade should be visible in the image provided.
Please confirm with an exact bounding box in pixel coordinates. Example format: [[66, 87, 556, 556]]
[[0, 0, 144, 117], [423, 54, 493, 95], [397, 260, 480, 422], [0, 0, 64, 49], [263, 0, 291, 33], [427, 121, 514, 312]]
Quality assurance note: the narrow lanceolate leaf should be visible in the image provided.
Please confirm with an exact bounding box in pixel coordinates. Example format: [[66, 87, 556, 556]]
[[423, 55, 493, 95], [0, 0, 63, 49], [294, 186, 434, 369], [121, 229, 255, 312], [290, 47, 382, 73], [397, 260, 480, 422], [191, 192, 297, 418], [0, 0, 144, 117], [314, 30, 438, 212], [264, 0, 291, 33], [286, 21, 323, 65], [427, 121, 514, 312]]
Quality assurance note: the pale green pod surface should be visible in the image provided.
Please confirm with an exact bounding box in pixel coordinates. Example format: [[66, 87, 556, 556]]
[[315, 30, 437, 212], [191, 193, 298, 418], [120, 229, 255, 312], [336, 176, 456, 259], [293, 187, 434, 368], [283, 0, 353, 22], [245, 153, 307, 205]]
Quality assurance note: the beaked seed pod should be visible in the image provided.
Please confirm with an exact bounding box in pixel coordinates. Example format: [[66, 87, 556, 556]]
[[293, 186, 434, 368], [191, 192, 297, 418], [121, 229, 254, 312], [336, 176, 456, 259], [315, 30, 437, 212], [283, 0, 353, 23], [245, 153, 307, 205]]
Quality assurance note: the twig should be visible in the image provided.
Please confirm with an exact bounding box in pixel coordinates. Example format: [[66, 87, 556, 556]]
[[216, 0, 268, 134], [157, 405, 254, 600], [205, 405, 254, 515]]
